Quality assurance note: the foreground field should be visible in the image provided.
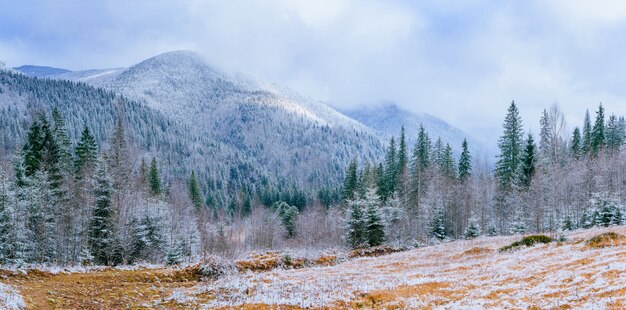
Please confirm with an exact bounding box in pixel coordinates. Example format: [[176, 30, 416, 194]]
[[3, 226, 626, 309]]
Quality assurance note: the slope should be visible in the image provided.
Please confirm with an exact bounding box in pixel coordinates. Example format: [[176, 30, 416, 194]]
[[341, 103, 490, 158]]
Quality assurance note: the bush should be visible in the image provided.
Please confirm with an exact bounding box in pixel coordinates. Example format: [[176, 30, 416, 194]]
[[348, 245, 406, 258], [586, 232, 626, 249], [499, 235, 552, 252], [196, 255, 236, 280]]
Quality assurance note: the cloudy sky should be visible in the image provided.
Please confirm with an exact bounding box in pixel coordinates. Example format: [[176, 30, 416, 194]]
[[1, 0, 626, 146]]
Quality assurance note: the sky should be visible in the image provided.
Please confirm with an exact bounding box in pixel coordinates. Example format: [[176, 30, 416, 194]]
[[1, 0, 626, 147]]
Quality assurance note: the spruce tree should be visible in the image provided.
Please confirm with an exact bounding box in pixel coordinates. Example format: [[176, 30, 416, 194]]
[[591, 104, 605, 155], [188, 170, 203, 209], [458, 139, 472, 182], [89, 158, 116, 265], [75, 126, 98, 175], [363, 189, 384, 247], [342, 160, 358, 201], [149, 157, 161, 196], [380, 137, 397, 201], [0, 171, 15, 264], [396, 126, 408, 196], [440, 143, 457, 179], [346, 201, 367, 249], [463, 218, 481, 239], [272, 201, 299, 238], [581, 110, 592, 155], [495, 101, 524, 191], [571, 127, 582, 160], [515, 134, 536, 189], [606, 114, 622, 150], [431, 207, 446, 240]]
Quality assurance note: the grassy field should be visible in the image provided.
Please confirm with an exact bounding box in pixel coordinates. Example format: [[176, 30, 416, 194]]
[[2, 226, 626, 309]]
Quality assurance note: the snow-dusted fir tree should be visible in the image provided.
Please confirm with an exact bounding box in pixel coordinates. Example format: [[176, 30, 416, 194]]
[[0, 170, 15, 264], [88, 157, 117, 265], [430, 207, 446, 240], [166, 241, 184, 265], [463, 218, 481, 239], [364, 189, 385, 247], [346, 200, 367, 249], [272, 201, 299, 239], [509, 209, 527, 235], [560, 216, 573, 231]]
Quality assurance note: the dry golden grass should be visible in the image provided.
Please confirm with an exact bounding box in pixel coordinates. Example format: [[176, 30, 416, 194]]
[[585, 231, 626, 249]]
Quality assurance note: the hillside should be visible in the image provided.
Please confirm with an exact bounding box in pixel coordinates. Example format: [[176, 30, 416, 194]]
[[2, 226, 626, 309], [9, 51, 385, 190], [341, 103, 490, 158]]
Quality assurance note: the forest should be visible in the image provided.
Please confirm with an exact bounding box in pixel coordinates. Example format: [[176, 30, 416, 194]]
[[0, 96, 625, 267]]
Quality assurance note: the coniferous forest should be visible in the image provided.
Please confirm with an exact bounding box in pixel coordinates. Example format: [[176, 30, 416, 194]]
[[2, 66, 625, 268]]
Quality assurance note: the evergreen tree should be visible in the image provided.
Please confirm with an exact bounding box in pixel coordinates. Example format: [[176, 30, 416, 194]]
[[0, 171, 15, 264], [272, 201, 299, 238], [581, 109, 592, 155], [458, 139, 472, 182], [149, 157, 161, 196], [515, 134, 536, 189], [342, 160, 358, 201], [463, 218, 481, 239], [363, 189, 384, 247], [396, 126, 408, 195], [166, 241, 184, 265], [606, 114, 622, 150], [431, 207, 446, 240], [75, 126, 98, 175], [188, 171, 203, 209], [88, 158, 116, 265], [380, 137, 397, 200], [509, 210, 527, 235], [440, 143, 457, 179], [561, 216, 573, 231], [346, 200, 367, 249], [51, 108, 72, 168], [242, 193, 252, 217], [591, 104, 605, 155], [495, 101, 524, 191], [571, 127, 582, 160]]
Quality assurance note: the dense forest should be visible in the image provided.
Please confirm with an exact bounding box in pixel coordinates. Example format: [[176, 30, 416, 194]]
[[0, 66, 625, 267]]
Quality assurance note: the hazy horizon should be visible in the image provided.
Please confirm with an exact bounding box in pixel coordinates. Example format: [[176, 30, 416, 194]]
[[2, 0, 626, 148]]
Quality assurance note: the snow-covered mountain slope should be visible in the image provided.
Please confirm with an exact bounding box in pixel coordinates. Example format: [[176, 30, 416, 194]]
[[341, 103, 490, 158], [3, 51, 385, 196], [13, 65, 70, 78]]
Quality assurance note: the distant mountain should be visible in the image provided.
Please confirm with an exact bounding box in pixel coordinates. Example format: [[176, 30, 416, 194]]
[[13, 65, 71, 78], [4, 51, 384, 205], [340, 103, 488, 159]]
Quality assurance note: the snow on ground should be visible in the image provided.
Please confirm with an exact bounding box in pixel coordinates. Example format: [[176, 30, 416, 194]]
[[171, 226, 626, 309], [0, 283, 25, 310]]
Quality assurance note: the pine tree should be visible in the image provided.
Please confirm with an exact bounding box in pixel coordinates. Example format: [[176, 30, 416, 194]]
[[396, 126, 408, 196], [166, 241, 184, 265], [591, 104, 605, 155], [495, 101, 524, 191], [346, 201, 367, 249], [188, 170, 203, 209], [89, 158, 116, 265], [272, 201, 299, 238], [463, 218, 481, 239], [149, 157, 161, 196], [342, 160, 358, 201], [363, 189, 384, 247], [458, 139, 472, 182], [431, 207, 446, 240], [75, 126, 98, 175], [0, 171, 15, 264], [440, 143, 457, 179], [571, 127, 582, 160], [515, 134, 536, 189], [581, 109, 592, 155], [606, 114, 622, 150], [380, 137, 397, 201], [561, 216, 573, 231], [509, 210, 527, 235]]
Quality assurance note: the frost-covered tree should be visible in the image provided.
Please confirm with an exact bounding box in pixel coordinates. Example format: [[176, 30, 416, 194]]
[[88, 158, 117, 265], [363, 189, 385, 247], [149, 157, 161, 196], [458, 139, 471, 182], [509, 210, 527, 235], [591, 104, 605, 155], [496, 101, 524, 191], [272, 201, 299, 238], [463, 218, 481, 239], [346, 200, 367, 249], [431, 207, 446, 240]]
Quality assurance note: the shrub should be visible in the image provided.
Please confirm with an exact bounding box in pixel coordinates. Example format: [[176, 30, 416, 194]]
[[348, 245, 406, 258], [196, 255, 236, 280], [586, 232, 626, 249], [499, 235, 552, 252]]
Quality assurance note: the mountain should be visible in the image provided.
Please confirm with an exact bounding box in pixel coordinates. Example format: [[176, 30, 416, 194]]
[[340, 103, 489, 159], [13, 65, 71, 78], [2, 51, 385, 206]]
